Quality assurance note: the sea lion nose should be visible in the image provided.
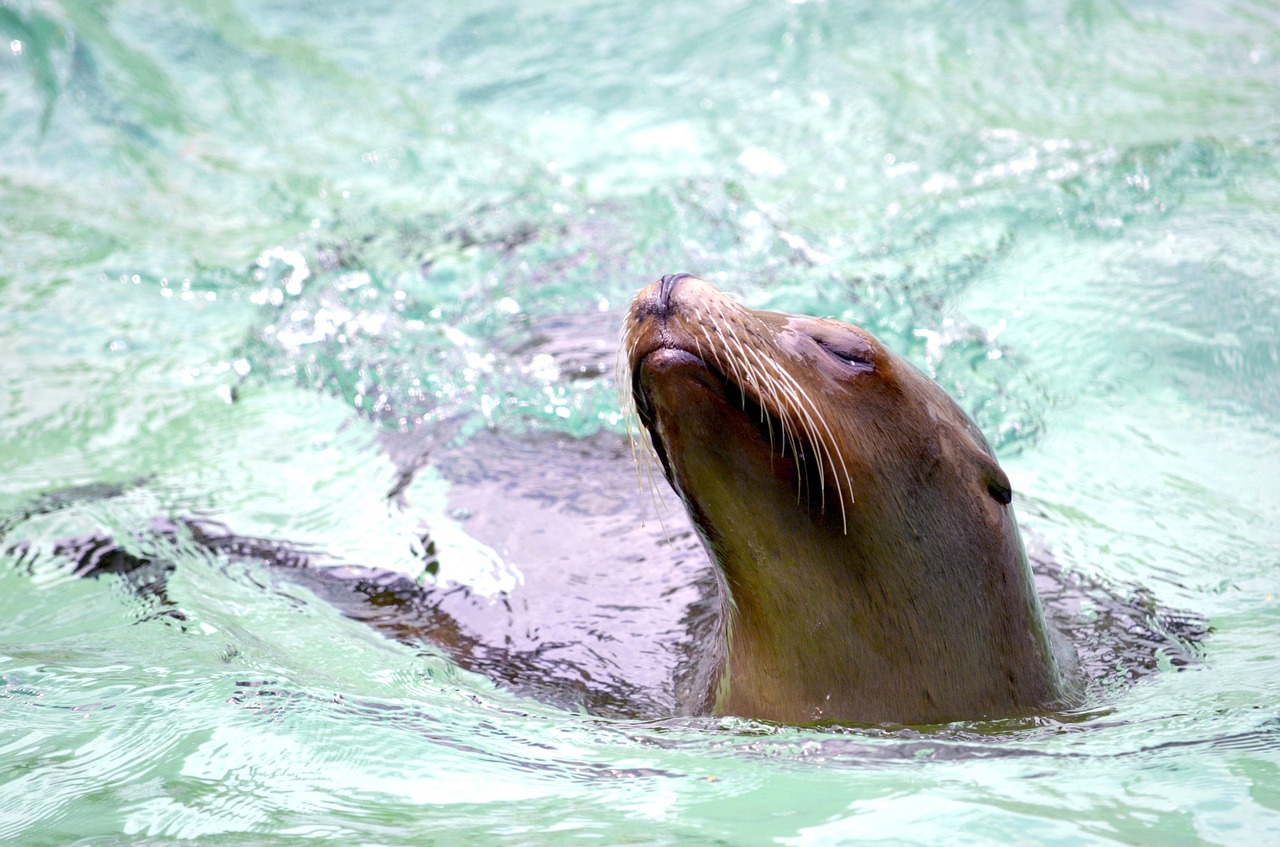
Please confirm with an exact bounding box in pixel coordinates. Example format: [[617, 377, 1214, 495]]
[[658, 272, 697, 311]]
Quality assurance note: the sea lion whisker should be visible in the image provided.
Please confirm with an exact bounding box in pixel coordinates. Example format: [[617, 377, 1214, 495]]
[[766, 352, 853, 529], [618, 328, 671, 533], [755, 359, 796, 460], [735, 340, 831, 513], [635, 403, 671, 532], [712, 303, 768, 427], [749, 348, 852, 533], [751, 356, 806, 498], [741, 344, 827, 477], [755, 363, 807, 501], [692, 308, 708, 363], [711, 321, 794, 463], [696, 321, 779, 453], [716, 319, 786, 454], [709, 322, 751, 415], [620, 367, 646, 492], [727, 335, 795, 458]]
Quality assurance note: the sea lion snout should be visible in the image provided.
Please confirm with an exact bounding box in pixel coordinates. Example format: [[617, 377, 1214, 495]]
[[626, 273, 728, 372]]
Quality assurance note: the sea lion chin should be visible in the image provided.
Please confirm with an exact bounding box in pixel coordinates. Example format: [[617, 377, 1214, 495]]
[[623, 273, 1073, 725]]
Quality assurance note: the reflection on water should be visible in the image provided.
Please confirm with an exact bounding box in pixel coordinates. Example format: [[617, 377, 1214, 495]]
[[2, 0, 1279, 844]]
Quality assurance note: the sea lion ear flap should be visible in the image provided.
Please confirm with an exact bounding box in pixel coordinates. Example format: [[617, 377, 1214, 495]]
[[983, 464, 1013, 506], [958, 414, 1013, 506]]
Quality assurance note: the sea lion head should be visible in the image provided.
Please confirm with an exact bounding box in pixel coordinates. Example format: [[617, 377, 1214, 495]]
[[622, 273, 1064, 725]]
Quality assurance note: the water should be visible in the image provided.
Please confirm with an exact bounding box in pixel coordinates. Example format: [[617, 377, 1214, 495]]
[[2, 0, 1279, 843]]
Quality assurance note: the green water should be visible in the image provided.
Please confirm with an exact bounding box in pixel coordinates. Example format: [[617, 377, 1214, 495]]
[[2, 0, 1279, 843]]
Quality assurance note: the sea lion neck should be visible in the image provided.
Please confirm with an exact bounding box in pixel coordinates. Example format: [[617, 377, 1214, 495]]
[[622, 274, 1068, 726]]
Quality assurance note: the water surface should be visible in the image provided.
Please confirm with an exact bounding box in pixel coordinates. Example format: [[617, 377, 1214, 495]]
[[2, 1, 1279, 844]]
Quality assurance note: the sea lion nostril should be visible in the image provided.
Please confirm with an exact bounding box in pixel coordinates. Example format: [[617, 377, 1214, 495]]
[[658, 273, 696, 308]]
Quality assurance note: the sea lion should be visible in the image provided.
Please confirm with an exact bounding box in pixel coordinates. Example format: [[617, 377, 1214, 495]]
[[6, 279, 1206, 727], [623, 273, 1074, 724]]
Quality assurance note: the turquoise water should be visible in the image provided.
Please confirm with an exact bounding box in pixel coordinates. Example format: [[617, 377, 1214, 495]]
[[2, 0, 1280, 843]]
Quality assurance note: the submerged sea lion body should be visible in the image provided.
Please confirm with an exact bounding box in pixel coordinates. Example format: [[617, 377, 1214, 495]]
[[6, 276, 1211, 728], [624, 273, 1072, 724]]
